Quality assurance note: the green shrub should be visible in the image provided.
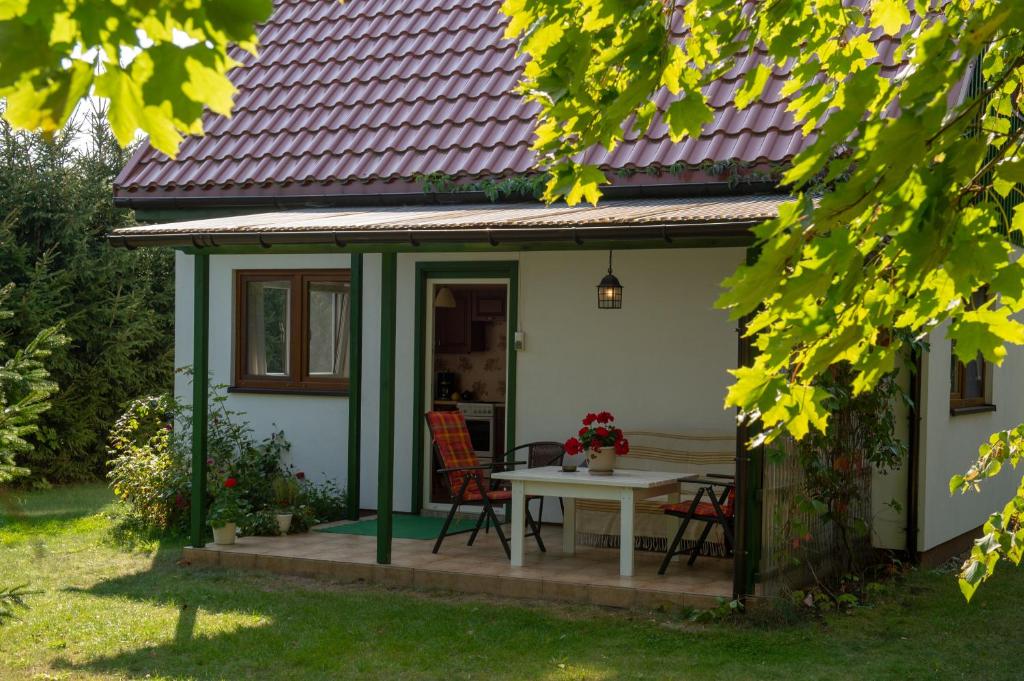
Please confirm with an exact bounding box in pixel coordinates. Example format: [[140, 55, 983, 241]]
[[106, 394, 189, 535], [0, 109, 174, 484], [106, 381, 346, 539]]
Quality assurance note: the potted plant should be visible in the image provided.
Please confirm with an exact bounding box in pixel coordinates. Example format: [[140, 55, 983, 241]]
[[271, 474, 301, 535], [564, 411, 629, 475], [208, 476, 249, 545]]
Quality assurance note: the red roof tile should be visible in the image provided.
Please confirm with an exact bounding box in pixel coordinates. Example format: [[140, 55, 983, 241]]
[[111, 0, 904, 204]]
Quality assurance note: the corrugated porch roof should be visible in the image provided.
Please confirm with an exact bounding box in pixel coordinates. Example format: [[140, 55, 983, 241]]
[[110, 195, 786, 248]]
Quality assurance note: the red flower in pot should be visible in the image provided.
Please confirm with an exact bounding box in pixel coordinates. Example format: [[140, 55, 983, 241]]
[[565, 411, 627, 475]]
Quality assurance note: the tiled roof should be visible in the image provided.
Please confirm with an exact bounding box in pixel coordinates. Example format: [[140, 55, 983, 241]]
[[109, 195, 787, 247], [112, 0, 902, 204]]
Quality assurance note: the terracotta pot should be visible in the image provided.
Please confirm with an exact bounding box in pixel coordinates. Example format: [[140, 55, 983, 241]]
[[211, 522, 237, 545], [587, 448, 616, 475], [276, 513, 293, 535]]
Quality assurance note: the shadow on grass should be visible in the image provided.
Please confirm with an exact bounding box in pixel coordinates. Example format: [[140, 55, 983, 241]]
[[47, 539, 681, 681]]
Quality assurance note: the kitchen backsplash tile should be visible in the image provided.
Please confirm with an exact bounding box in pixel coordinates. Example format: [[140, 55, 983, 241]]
[[434, 320, 507, 401]]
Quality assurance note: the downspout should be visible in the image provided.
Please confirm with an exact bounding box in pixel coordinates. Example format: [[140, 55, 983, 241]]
[[906, 347, 922, 562]]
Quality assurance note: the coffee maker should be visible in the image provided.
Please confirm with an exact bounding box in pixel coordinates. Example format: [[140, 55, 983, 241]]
[[436, 371, 456, 400]]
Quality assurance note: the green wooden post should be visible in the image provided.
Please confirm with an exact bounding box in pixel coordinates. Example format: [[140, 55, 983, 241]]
[[733, 246, 764, 599], [189, 252, 210, 548], [377, 253, 397, 564], [346, 254, 363, 520]]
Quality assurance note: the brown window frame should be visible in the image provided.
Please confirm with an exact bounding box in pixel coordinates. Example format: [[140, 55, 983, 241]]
[[234, 269, 351, 395], [950, 287, 993, 412]]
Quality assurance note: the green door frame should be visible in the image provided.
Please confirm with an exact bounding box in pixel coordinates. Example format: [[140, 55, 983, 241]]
[[410, 260, 520, 513]]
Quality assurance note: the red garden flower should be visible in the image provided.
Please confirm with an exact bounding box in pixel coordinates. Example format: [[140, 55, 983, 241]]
[[564, 437, 583, 455], [596, 411, 614, 423], [613, 428, 624, 442], [595, 426, 610, 439], [614, 438, 630, 455], [578, 426, 588, 437], [582, 413, 598, 426], [224, 477, 238, 488], [296, 471, 305, 480]]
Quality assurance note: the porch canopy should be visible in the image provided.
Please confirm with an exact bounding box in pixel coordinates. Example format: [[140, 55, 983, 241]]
[[110, 194, 786, 249], [124, 194, 782, 599]]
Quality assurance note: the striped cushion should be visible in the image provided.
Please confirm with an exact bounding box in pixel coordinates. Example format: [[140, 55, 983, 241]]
[[426, 411, 485, 498]]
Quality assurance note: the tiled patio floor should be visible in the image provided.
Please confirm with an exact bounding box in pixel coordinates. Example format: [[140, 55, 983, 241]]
[[184, 519, 735, 610]]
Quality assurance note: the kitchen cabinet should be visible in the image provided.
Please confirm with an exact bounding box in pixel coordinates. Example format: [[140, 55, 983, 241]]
[[471, 287, 506, 321], [435, 289, 488, 353]]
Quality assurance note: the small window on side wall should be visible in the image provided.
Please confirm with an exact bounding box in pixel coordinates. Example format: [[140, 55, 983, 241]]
[[950, 288, 993, 412], [235, 270, 351, 393]]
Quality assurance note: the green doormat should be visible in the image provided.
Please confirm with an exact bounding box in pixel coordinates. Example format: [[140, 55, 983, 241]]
[[316, 515, 480, 540]]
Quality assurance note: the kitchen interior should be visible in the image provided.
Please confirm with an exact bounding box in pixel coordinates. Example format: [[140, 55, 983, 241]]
[[430, 282, 508, 503]]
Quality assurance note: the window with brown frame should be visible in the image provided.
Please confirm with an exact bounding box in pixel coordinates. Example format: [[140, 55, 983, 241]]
[[234, 270, 352, 394], [950, 288, 992, 411]]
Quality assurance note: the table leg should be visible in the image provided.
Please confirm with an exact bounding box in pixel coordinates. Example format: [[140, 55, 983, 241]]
[[620, 488, 635, 577], [562, 497, 576, 556], [666, 487, 680, 563], [510, 480, 525, 568]]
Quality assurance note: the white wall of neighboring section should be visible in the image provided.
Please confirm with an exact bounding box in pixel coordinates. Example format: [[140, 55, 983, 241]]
[[917, 325, 1024, 552]]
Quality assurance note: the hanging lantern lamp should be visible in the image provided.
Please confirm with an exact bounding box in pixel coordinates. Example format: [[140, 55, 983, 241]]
[[597, 250, 623, 309]]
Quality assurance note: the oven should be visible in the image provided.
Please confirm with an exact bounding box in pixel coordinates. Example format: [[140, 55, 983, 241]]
[[457, 402, 496, 462]]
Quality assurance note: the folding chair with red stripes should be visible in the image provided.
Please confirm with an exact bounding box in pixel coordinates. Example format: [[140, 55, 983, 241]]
[[425, 411, 546, 557]]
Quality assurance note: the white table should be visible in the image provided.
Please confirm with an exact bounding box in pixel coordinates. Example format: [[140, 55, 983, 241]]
[[491, 466, 690, 577]]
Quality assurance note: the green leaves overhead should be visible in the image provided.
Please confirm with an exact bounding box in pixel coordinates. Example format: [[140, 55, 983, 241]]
[[503, 0, 1024, 598], [0, 0, 273, 156]]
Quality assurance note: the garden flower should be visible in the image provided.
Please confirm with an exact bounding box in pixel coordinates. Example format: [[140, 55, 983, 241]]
[[563, 438, 583, 455], [296, 471, 305, 480], [224, 477, 238, 488]]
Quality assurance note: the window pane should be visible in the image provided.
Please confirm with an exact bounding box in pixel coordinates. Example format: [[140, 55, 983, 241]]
[[246, 280, 290, 376], [950, 352, 962, 396], [963, 355, 985, 400], [308, 281, 350, 378]]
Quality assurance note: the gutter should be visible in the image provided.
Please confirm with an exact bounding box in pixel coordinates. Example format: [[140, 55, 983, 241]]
[[906, 347, 922, 562], [107, 219, 760, 249]]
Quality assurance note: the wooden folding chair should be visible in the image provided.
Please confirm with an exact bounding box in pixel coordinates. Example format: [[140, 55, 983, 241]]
[[658, 474, 735, 573], [425, 411, 546, 557]]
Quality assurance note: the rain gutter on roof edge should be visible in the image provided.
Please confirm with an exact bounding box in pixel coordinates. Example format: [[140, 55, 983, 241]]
[[111, 181, 782, 211], [108, 220, 759, 249]]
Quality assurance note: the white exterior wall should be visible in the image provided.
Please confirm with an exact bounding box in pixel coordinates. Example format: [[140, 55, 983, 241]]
[[176, 248, 745, 511], [174, 251, 355, 487], [918, 326, 1024, 552]]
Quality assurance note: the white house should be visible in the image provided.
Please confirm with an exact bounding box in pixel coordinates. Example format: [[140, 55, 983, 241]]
[[109, 0, 1022, 596]]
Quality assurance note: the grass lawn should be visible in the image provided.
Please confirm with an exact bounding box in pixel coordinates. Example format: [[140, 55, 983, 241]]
[[1, 485, 1023, 681]]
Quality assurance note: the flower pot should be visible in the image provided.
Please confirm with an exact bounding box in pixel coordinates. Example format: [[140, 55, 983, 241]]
[[211, 522, 237, 545], [276, 513, 293, 535], [587, 448, 616, 475]]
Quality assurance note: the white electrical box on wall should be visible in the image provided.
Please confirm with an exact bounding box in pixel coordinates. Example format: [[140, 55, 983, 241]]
[[514, 331, 525, 351]]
